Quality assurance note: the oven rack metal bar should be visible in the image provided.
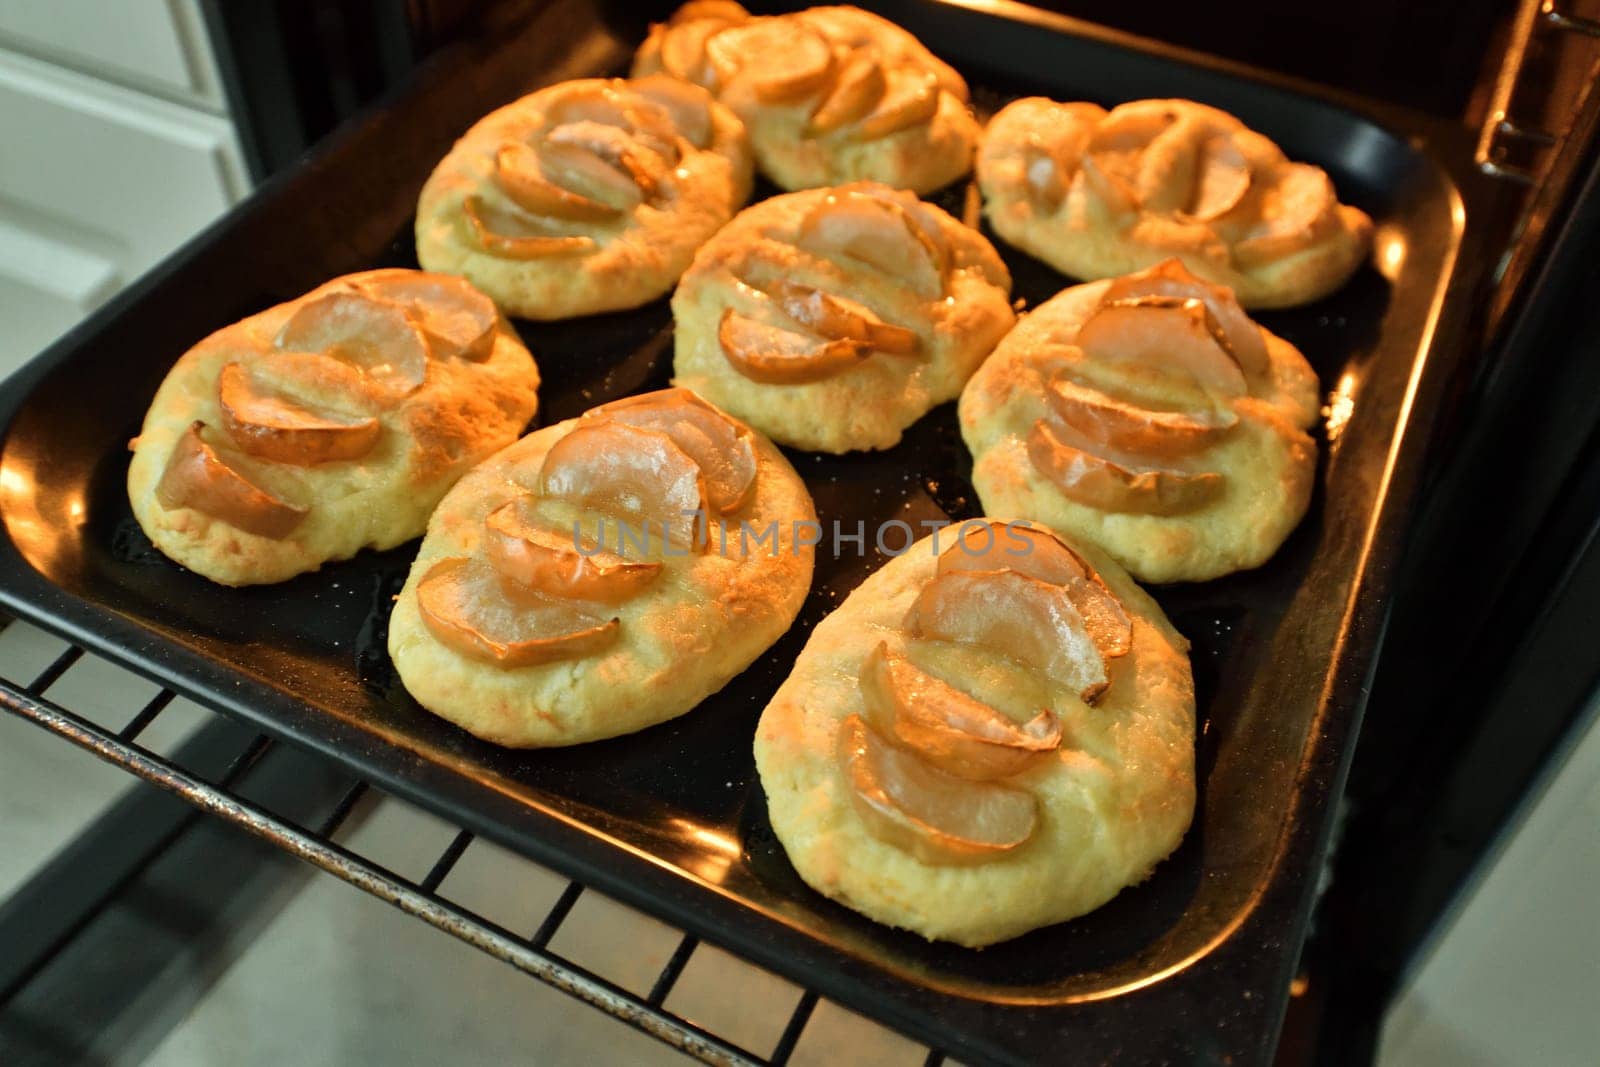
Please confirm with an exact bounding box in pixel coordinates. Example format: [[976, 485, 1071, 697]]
[[0, 642, 949, 1067]]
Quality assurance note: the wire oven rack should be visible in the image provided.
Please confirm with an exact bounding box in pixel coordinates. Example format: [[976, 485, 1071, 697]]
[[0, 621, 947, 1067]]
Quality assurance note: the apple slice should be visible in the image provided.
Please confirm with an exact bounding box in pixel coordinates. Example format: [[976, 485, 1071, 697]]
[[770, 282, 919, 354], [275, 290, 430, 401], [536, 421, 708, 550], [853, 68, 940, 140], [592, 388, 758, 514], [795, 191, 944, 299], [837, 715, 1037, 866], [462, 195, 596, 259], [748, 24, 835, 104], [1080, 151, 1139, 215], [658, 17, 732, 88], [657, 1, 750, 87], [1046, 378, 1237, 459], [631, 75, 715, 148], [1017, 103, 1098, 209], [537, 131, 650, 209], [155, 422, 308, 539], [354, 271, 499, 363], [806, 51, 887, 135], [860, 642, 1060, 781], [544, 84, 680, 162], [494, 142, 622, 223], [1074, 294, 1248, 398], [1131, 116, 1207, 214], [1086, 102, 1176, 195], [417, 556, 619, 668], [1027, 417, 1224, 516], [701, 18, 833, 103], [936, 519, 1131, 662], [939, 520, 1088, 584], [249, 350, 373, 411], [1023, 143, 1068, 209], [1232, 163, 1338, 268], [1100, 259, 1269, 381], [905, 568, 1111, 702], [1186, 135, 1251, 221], [717, 310, 869, 384], [484, 496, 661, 603], [217, 362, 380, 465]]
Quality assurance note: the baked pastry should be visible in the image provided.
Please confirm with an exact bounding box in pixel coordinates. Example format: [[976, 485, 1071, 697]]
[[387, 388, 816, 747], [977, 97, 1373, 308], [415, 76, 754, 320], [959, 259, 1318, 583], [128, 270, 540, 586], [755, 519, 1194, 946], [672, 181, 1015, 453], [632, 3, 978, 194]]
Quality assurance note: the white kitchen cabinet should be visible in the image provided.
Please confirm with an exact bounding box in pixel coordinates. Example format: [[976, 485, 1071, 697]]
[[0, 0, 227, 110], [0, 7, 247, 382]]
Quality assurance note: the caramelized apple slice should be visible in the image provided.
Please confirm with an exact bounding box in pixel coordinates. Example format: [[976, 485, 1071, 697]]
[[806, 51, 887, 134], [1046, 378, 1237, 458], [749, 24, 835, 104], [905, 568, 1111, 702], [1019, 107, 1098, 209], [1079, 152, 1139, 215], [658, 17, 733, 88], [217, 362, 380, 465], [462, 195, 596, 259], [354, 271, 499, 363], [1075, 295, 1248, 398], [701, 18, 832, 102], [795, 191, 944, 299], [538, 131, 649, 209], [718, 310, 868, 384], [854, 68, 939, 140], [860, 643, 1059, 781], [1028, 418, 1224, 517], [838, 715, 1038, 865], [1023, 143, 1068, 209], [937, 519, 1131, 661], [1086, 103, 1174, 193], [155, 422, 308, 539], [417, 557, 619, 668], [1100, 259, 1269, 381], [249, 350, 373, 411], [1129, 116, 1207, 215], [494, 142, 622, 223], [1186, 135, 1251, 221], [544, 85, 679, 162], [940, 520, 1087, 583], [1232, 164, 1338, 268], [536, 421, 708, 549], [593, 388, 758, 514], [771, 282, 919, 354], [484, 496, 661, 603], [631, 75, 715, 148], [276, 290, 430, 400]]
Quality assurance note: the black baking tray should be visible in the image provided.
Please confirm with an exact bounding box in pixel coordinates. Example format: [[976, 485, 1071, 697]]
[[0, 2, 1495, 1063]]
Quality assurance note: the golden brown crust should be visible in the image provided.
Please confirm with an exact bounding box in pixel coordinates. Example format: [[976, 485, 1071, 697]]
[[416, 77, 754, 320], [127, 270, 540, 586], [755, 527, 1194, 946], [388, 404, 816, 747], [672, 182, 1015, 453], [632, 4, 978, 193], [977, 97, 1373, 308]]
